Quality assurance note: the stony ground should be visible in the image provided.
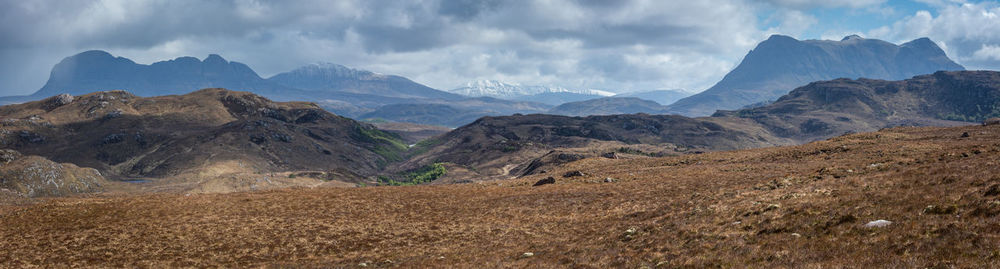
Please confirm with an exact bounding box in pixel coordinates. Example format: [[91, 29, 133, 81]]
[[2, 125, 1000, 267]]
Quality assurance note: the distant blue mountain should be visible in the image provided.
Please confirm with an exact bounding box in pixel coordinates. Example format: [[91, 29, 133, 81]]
[[666, 35, 966, 116], [614, 89, 690, 106], [267, 63, 462, 100], [33, 50, 285, 98], [510, 92, 605, 106], [6, 50, 549, 126]]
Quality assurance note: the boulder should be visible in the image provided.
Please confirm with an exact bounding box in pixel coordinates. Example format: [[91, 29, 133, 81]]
[[563, 171, 585, 178], [532, 177, 555, 186], [0, 149, 22, 164], [43, 94, 74, 110], [863, 219, 892, 228], [984, 118, 1000, 126]]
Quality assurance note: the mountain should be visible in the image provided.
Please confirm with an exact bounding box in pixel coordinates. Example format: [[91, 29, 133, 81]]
[[510, 92, 606, 106], [547, 97, 668, 116], [10, 51, 552, 127], [359, 97, 551, 127], [32, 51, 288, 98], [399, 70, 993, 179], [449, 80, 613, 99], [666, 35, 965, 116], [0, 89, 407, 191], [715, 70, 1000, 141], [614, 89, 691, 105], [360, 104, 490, 128], [266, 63, 462, 100]]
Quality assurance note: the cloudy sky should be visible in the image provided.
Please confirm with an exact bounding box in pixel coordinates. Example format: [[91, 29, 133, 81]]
[[1, 0, 998, 96]]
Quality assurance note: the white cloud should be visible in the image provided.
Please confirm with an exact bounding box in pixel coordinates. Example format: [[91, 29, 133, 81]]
[[759, 0, 887, 9], [763, 9, 819, 37], [973, 44, 1000, 62], [867, 2, 1000, 69]]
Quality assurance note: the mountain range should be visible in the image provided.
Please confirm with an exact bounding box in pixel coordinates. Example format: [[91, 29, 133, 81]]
[[447, 80, 617, 106], [665, 35, 966, 116], [1, 51, 552, 127], [396, 70, 993, 180], [4, 34, 963, 124]]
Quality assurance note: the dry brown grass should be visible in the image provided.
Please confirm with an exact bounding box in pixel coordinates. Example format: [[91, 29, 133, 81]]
[[2, 125, 1000, 267]]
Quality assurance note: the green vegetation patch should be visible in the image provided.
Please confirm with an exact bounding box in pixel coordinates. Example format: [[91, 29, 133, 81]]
[[353, 126, 408, 162], [379, 163, 448, 186], [406, 138, 443, 157]]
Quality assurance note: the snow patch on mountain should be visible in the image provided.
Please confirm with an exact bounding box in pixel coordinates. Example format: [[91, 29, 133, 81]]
[[450, 80, 614, 99]]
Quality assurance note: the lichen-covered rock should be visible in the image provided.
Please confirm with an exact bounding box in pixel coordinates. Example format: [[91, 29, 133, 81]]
[[42, 94, 75, 110], [0, 149, 21, 163], [0, 149, 105, 197]]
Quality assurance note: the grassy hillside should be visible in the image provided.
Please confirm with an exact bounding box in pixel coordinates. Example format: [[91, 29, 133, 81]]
[[2, 124, 998, 267]]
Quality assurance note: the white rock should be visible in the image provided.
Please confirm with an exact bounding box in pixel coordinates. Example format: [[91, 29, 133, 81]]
[[864, 219, 892, 228]]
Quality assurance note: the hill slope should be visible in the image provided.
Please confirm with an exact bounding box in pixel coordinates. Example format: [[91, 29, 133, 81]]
[[2, 124, 998, 267], [0, 89, 406, 186], [548, 97, 668, 116], [666, 35, 965, 116], [615, 89, 691, 105]]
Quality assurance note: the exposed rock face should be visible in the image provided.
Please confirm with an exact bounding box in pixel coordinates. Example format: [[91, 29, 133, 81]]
[[532, 177, 555, 186], [42, 94, 74, 110], [666, 35, 965, 116], [0, 149, 106, 197]]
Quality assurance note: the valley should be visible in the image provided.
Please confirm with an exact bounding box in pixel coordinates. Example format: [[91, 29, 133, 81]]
[[2, 124, 998, 267]]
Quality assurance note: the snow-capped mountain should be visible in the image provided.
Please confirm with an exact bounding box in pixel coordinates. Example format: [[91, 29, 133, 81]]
[[449, 80, 614, 99]]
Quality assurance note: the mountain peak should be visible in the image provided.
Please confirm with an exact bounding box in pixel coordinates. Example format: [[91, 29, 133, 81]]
[[466, 79, 519, 88], [204, 54, 227, 64], [72, 50, 114, 59], [841, 34, 864, 42], [901, 37, 937, 48], [765, 34, 798, 43]]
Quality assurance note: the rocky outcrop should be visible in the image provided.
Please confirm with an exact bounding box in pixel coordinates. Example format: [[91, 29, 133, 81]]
[[0, 149, 106, 197]]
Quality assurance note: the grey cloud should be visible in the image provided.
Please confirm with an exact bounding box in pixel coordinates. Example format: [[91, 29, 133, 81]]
[[437, 0, 501, 21], [0, 0, 809, 96]]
